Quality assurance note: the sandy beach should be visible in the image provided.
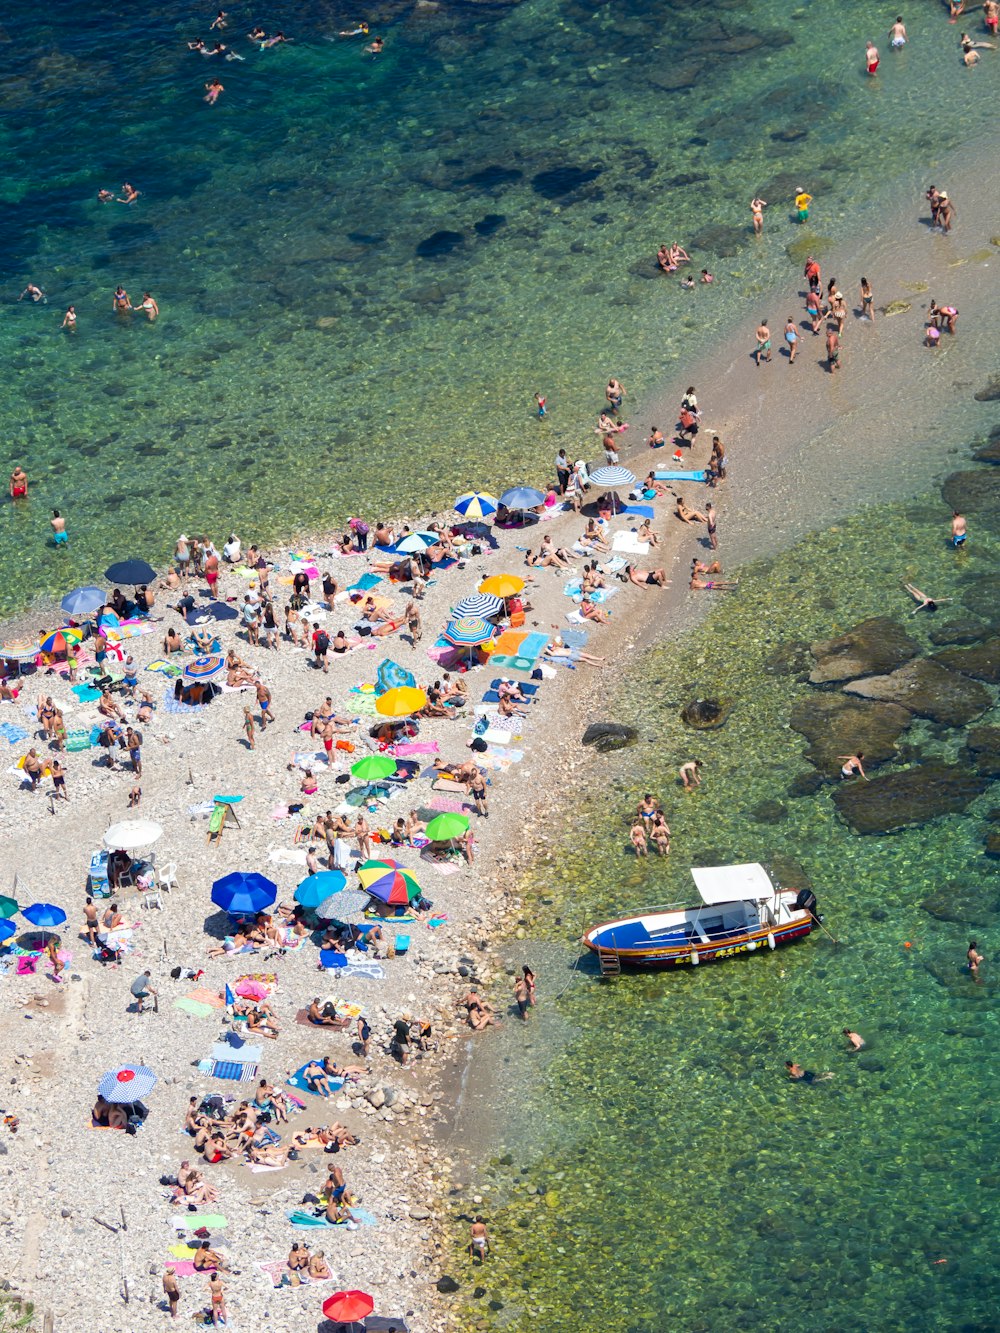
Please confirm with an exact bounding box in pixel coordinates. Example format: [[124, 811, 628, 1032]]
[[1, 123, 999, 1333]]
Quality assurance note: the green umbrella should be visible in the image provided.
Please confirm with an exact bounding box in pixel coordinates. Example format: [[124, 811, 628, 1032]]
[[425, 812, 470, 841], [0, 895, 18, 919], [350, 755, 398, 782]]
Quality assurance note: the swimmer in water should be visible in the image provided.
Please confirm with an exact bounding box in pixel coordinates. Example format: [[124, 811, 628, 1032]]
[[204, 79, 224, 104], [61, 305, 76, 331], [903, 583, 951, 614], [97, 188, 114, 203], [750, 195, 767, 234], [136, 292, 159, 322], [889, 15, 907, 47], [260, 30, 289, 48], [248, 26, 266, 41], [188, 38, 207, 51], [785, 1062, 834, 1083], [113, 285, 132, 313], [210, 9, 228, 30], [339, 22, 369, 36], [700, 268, 713, 283], [118, 182, 139, 204], [364, 35, 384, 54], [837, 753, 868, 781], [18, 283, 45, 303]]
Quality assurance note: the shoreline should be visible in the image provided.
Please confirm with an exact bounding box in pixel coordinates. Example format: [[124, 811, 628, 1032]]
[[1, 131, 999, 1333]]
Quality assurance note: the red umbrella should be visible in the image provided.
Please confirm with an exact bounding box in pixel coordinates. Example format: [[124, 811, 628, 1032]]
[[323, 1289, 374, 1324]]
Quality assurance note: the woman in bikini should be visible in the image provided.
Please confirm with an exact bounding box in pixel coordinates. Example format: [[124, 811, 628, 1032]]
[[837, 753, 868, 780], [636, 519, 662, 547]]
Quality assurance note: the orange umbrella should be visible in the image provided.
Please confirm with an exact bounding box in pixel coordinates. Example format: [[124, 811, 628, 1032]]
[[480, 573, 524, 599]]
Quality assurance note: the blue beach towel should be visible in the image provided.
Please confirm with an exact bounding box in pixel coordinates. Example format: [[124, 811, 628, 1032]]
[[0, 721, 30, 745], [653, 469, 708, 482], [623, 503, 655, 518], [287, 1062, 345, 1097], [348, 572, 383, 592], [286, 1208, 377, 1228]]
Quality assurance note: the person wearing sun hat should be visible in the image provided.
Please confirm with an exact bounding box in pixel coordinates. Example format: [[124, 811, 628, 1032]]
[[794, 188, 812, 223]]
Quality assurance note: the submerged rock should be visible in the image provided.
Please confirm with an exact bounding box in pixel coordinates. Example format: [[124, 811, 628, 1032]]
[[789, 693, 911, 776], [921, 881, 1000, 926], [680, 699, 729, 729], [416, 230, 465, 258], [763, 640, 812, 677], [832, 761, 991, 834], [941, 468, 1000, 514], [928, 618, 989, 646], [531, 165, 601, 199], [842, 658, 991, 726], [961, 575, 1000, 624], [965, 726, 1000, 776], [648, 65, 702, 92], [581, 721, 638, 752], [750, 799, 787, 824], [974, 372, 1000, 402], [972, 436, 1000, 464], [808, 616, 920, 684], [932, 638, 1000, 684]]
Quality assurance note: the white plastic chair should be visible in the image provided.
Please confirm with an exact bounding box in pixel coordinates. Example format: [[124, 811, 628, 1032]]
[[140, 885, 163, 911], [158, 862, 178, 894]]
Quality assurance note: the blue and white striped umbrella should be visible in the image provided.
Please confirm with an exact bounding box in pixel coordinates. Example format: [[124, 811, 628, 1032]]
[[98, 1064, 158, 1103], [453, 593, 504, 620], [393, 531, 438, 554], [454, 492, 499, 520], [588, 465, 636, 488], [443, 616, 496, 647], [500, 486, 545, 510]]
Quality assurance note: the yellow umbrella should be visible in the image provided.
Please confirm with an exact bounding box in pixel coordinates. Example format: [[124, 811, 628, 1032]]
[[375, 686, 427, 718], [480, 573, 525, 599]]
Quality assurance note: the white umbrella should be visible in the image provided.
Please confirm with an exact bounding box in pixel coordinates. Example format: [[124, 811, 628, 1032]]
[[103, 819, 164, 852]]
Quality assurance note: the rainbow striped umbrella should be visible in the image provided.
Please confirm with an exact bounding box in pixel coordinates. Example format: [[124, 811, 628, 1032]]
[[454, 491, 499, 520], [443, 617, 496, 648], [39, 627, 84, 654], [183, 655, 225, 680], [357, 863, 422, 906], [1, 640, 38, 662]]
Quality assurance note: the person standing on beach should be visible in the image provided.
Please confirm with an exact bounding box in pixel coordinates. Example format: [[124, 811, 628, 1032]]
[[825, 327, 841, 373], [967, 940, 983, 979], [242, 705, 256, 749], [405, 598, 422, 645], [750, 195, 767, 234], [865, 39, 880, 74], [513, 973, 530, 1020], [256, 680, 274, 729], [783, 316, 798, 364], [312, 622, 330, 673], [755, 319, 772, 365], [705, 502, 718, 549], [951, 510, 967, 547], [794, 189, 812, 224], [860, 277, 874, 321], [163, 1268, 180, 1319]]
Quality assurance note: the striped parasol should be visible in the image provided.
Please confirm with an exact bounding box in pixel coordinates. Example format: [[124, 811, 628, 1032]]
[[454, 491, 499, 520], [39, 627, 84, 654], [588, 465, 636, 488], [1, 640, 38, 662], [443, 616, 496, 648], [183, 654, 225, 680], [453, 593, 504, 620]]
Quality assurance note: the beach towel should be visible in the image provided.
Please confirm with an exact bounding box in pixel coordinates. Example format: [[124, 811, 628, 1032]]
[[174, 998, 216, 1019], [431, 777, 467, 794], [286, 1208, 377, 1228], [71, 683, 102, 702], [560, 629, 590, 648], [267, 846, 309, 866], [0, 722, 30, 745], [162, 1259, 201, 1275], [287, 1062, 346, 1096], [196, 600, 240, 621], [188, 987, 225, 1007], [390, 740, 439, 757], [573, 585, 618, 606], [294, 1008, 351, 1030], [611, 532, 649, 555], [653, 469, 708, 482], [168, 1244, 199, 1260], [246, 1161, 286, 1174], [170, 1214, 228, 1231], [211, 1060, 258, 1082], [429, 795, 472, 813], [623, 503, 655, 519], [565, 610, 586, 625], [348, 572, 382, 591], [257, 1258, 336, 1288]]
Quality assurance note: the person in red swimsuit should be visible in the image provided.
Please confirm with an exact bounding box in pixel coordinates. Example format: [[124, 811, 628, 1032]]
[[9, 466, 27, 499]]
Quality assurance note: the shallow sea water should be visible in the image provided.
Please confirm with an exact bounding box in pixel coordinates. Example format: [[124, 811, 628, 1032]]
[[1, 0, 998, 611], [449, 445, 1000, 1331]]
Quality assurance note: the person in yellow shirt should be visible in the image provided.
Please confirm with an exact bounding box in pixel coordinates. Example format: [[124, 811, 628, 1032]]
[[794, 189, 812, 223]]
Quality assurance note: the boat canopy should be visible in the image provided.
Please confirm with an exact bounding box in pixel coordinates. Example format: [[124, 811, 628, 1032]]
[[690, 863, 776, 907]]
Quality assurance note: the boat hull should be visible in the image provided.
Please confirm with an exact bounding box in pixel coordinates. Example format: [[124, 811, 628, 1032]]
[[582, 916, 813, 970]]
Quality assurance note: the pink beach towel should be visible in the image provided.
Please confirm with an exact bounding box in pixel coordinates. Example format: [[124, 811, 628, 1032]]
[[429, 795, 472, 813], [390, 741, 439, 757]]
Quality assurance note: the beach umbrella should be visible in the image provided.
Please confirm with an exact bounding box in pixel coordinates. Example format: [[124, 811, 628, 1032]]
[[98, 1064, 157, 1103], [351, 755, 398, 783], [61, 586, 105, 617], [479, 573, 525, 600], [375, 659, 416, 696], [317, 888, 369, 920], [0, 895, 20, 919], [425, 812, 470, 841], [210, 872, 277, 916], [295, 870, 347, 908], [323, 1289, 374, 1325], [22, 903, 67, 930], [0, 920, 16, 943], [375, 686, 426, 718], [183, 655, 225, 680], [357, 858, 402, 873], [499, 486, 545, 511], [454, 491, 499, 520], [38, 627, 84, 655], [357, 864, 422, 906], [453, 592, 504, 620], [393, 531, 438, 554], [1, 640, 38, 662], [443, 617, 496, 648], [105, 559, 156, 586], [103, 819, 163, 852], [588, 465, 636, 489]]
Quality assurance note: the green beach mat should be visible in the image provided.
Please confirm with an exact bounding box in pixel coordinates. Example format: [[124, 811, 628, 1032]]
[[171, 1214, 228, 1230], [174, 997, 216, 1018]]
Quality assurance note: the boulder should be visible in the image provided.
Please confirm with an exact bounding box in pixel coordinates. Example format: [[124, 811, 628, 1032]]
[[808, 617, 920, 684], [965, 726, 1000, 776], [961, 575, 1000, 624], [921, 881, 1000, 927], [842, 658, 991, 726], [942, 468, 1000, 515], [974, 372, 1000, 402], [788, 693, 912, 776], [832, 762, 991, 834], [932, 638, 1000, 684], [928, 618, 989, 646], [763, 640, 812, 677], [680, 699, 729, 729], [648, 64, 703, 92], [581, 721, 638, 752], [750, 799, 787, 824], [972, 437, 1000, 464]]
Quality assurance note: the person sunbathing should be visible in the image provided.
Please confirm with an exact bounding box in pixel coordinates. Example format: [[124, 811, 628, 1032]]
[[903, 583, 951, 614], [203, 1132, 234, 1164], [497, 694, 528, 719], [325, 1199, 359, 1226], [93, 1096, 128, 1130], [579, 524, 611, 554], [434, 758, 479, 785], [580, 565, 606, 592], [308, 1250, 332, 1279], [191, 627, 217, 653], [246, 1140, 290, 1167], [689, 561, 738, 591], [302, 1059, 336, 1097], [641, 472, 670, 497], [580, 596, 610, 624], [462, 989, 496, 1031], [206, 930, 254, 959], [136, 690, 156, 723], [674, 496, 706, 524], [525, 546, 569, 570], [636, 520, 662, 548], [174, 1170, 218, 1207], [497, 679, 527, 702], [543, 637, 605, 668], [308, 997, 344, 1027], [192, 1240, 229, 1272], [625, 564, 669, 588]]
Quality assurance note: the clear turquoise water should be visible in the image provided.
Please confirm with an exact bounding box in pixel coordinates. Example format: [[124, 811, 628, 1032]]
[[451, 450, 1000, 1331], [1, 0, 998, 613]]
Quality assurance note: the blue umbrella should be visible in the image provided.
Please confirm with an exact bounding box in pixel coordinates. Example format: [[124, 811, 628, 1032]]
[[0, 920, 16, 943], [22, 903, 67, 930], [375, 659, 416, 697], [61, 586, 106, 617], [210, 872, 277, 916], [393, 531, 438, 554], [500, 486, 545, 511], [98, 1064, 158, 1103], [295, 870, 347, 908], [588, 465, 636, 488], [454, 492, 499, 520], [105, 559, 156, 586], [453, 592, 504, 620]]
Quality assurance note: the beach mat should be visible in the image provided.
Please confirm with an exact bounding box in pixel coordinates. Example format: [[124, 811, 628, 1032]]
[[256, 1259, 335, 1288], [162, 1259, 201, 1275], [286, 1208, 377, 1228], [287, 1063, 346, 1097], [171, 1214, 228, 1230], [653, 469, 707, 482], [174, 997, 215, 1018], [294, 1008, 351, 1030]]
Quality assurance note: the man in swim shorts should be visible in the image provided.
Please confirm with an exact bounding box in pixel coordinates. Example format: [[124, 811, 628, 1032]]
[[50, 510, 67, 544], [889, 16, 907, 46], [794, 189, 812, 223], [866, 40, 879, 74], [9, 466, 28, 499], [951, 510, 967, 547], [754, 319, 771, 365]]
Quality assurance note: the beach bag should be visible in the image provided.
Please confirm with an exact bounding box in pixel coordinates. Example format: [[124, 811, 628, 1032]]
[[335, 739, 354, 752]]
